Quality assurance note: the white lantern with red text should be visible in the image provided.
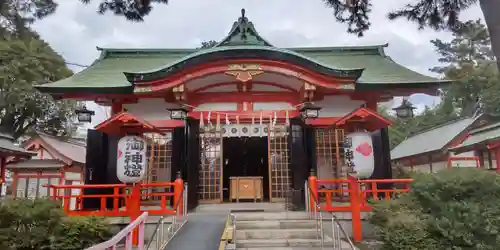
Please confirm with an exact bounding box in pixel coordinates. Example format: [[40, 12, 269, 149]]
[[117, 135, 147, 183], [344, 132, 375, 179]]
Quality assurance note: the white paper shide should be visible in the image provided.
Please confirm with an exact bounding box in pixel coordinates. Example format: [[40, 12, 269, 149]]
[[344, 132, 375, 179], [117, 136, 147, 183]]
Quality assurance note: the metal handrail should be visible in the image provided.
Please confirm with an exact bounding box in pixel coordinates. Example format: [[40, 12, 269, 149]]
[[146, 183, 187, 250], [86, 212, 149, 250], [220, 212, 237, 250], [331, 213, 356, 249], [306, 181, 356, 250]]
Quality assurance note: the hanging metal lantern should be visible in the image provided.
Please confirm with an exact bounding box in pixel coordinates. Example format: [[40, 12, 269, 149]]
[[393, 97, 416, 119], [167, 107, 189, 120], [75, 105, 95, 123], [299, 102, 322, 119]]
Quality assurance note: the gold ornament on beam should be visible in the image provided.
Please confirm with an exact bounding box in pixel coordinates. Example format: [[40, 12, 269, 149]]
[[303, 81, 316, 101], [172, 84, 186, 101], [225, 64, 264, 82]]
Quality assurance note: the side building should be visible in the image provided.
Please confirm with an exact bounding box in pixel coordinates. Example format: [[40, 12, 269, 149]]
[[391, 114, 499, 172], [7, 133, 86, 199]]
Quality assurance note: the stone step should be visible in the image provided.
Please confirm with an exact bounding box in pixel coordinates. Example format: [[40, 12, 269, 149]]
[[236, 219, 317, 229], [235, 238, 350, 248], [234, 211, 310, 221], [236, 228, 319, 240]]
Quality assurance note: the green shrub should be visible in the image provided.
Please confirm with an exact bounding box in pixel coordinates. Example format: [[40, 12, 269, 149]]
[[0, 198, 113, 250], [369, 168, 500, 250]]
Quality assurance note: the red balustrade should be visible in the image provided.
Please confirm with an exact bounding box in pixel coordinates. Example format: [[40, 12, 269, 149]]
[[46, 176, 184, 246], [46, 181, 182, 216], [308, 175, 413, 242]]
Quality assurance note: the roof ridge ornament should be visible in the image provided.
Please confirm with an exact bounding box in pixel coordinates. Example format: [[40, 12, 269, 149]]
[[215, 9, 273, 47]]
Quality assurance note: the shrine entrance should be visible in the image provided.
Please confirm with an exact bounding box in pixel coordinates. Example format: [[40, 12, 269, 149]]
[[222, 136, 269, 202], [196, 124, 291, 203]]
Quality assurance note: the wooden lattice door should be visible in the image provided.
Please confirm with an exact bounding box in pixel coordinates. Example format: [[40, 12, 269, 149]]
[[315, 128, 348, 199], [198, 128, 223, 203], [143, 132, 173, 202], [268, 125, 291, 202]]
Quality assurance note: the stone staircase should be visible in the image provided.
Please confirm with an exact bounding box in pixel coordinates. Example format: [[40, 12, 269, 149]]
[[233, 211, 356, 250]]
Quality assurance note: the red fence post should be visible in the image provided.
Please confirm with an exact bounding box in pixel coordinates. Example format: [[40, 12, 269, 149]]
[[130, 183, 141, 246], [308, 169, 318, 212], [173, 171, 184, 216], [348, 175, 362, 242]]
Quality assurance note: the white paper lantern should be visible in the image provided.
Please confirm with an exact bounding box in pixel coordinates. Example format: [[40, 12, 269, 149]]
[[117, 135, 147, 183], [344, 132, 375, 179]]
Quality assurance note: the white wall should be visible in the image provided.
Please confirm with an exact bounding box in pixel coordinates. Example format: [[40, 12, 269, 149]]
[[449, 151, 479, 168], [124, 95, 363, 121], [315, 95, 364, 118], [408, 161, 447, 173], [398, 150, 481, 173], [123, 98, 180, 120]]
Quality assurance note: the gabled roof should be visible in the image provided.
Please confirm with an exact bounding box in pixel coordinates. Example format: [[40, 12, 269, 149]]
[[35, 10, 448, 95], [334, 108, 392, 132], [0, 132, 36, 157], [391, 117, 478, 160], [34, 134, 86, 164], [95, 112, 165, 136], [450, 121, 500, 153], [215, 8, 273, 47]]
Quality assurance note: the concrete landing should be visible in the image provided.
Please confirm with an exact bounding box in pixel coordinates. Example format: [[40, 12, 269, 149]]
[[195, 202, 286, 213]]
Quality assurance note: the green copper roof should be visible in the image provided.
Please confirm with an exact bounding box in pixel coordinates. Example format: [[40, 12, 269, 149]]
[[215, 9, 273, 47], [391, 117, 477, 160], [123, 45, 365, 82], [36, 44, 447, 94], [450, 121, 500, 153], [35, 9, 448, 95]]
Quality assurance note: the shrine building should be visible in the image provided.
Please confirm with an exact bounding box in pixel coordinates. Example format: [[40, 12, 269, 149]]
[[36, 9, 448, 210], [392, 114, 500, 172]]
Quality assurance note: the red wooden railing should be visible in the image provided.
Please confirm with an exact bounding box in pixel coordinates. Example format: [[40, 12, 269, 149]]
[[46, 176, 184, 246], [86, 212, 148, 250], [47, 177, 184, 217], [308, 175, 413, 242]]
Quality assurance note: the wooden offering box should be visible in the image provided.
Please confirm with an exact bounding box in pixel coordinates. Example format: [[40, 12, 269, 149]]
[[230, 176, 263, 202]]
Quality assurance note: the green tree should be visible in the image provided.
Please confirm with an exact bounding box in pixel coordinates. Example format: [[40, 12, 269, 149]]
[[370, 168, 500, 249], [0, 2, 76, 139], [429, 19, 500, 117], [430, 20, 496, 116], [324, 0, 500, 71], [380, 101, 459, 149], [0, 198, 114, 250], [0, 37, 76, 138]]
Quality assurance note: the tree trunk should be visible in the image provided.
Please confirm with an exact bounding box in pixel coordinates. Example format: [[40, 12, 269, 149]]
[[479, 0, 500, 72]]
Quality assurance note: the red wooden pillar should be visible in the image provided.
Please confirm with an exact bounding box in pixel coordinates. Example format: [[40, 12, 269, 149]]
[[348, 175, 362, 242], [308, 171, 318, 212], [0, 157, 5, 197], [494, 148, 500, 172], [173, 173, 184, 216], [130, 183, 142, 245]]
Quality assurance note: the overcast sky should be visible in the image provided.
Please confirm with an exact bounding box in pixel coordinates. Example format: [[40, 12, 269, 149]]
[[31, 0, 484, 126]]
